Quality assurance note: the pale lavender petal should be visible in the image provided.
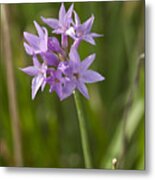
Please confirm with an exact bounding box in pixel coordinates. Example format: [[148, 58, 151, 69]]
[[82, 15, 94, 33], [52, 28, 64, 34], [91, 32, 103, 37], [20, 66, 38, 76], [39, 27, 48, 52], [72, 39, 81, 49], [41, 80, 46, 91], [48, 37, 62, 53], [41, 16, 59, 29], [61, 81, 76, 100], [23, 42, 33, 55], [82, 70, 105, 83], [65, 4, 74, 20], [74, 11, 81, 27], [69, 47, 80, 63], [34, 21, 44, 38], [24, 32, 40, 50], [61, 34, 68, 48], [41, 52, 59, 66], [59, 3, 66, 23], [83, 34, 96, 45], [32, 75, 44, 99], [33, 56, 41, 67], [80, 54, 96, 71], [66, 27, 76, 40], [76, 81, 89, 99], [55, 83, 62, 99]]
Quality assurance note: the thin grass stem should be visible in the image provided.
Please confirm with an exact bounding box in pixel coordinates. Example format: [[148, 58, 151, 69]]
[[73, 91, 92, 168]]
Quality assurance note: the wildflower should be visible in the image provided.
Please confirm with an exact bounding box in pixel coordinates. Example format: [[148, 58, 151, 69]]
[[66, 11, 102, 48], [21, 3, 105, 100], [58, 48, 105, 99], [41, 3, 74, 48], [21, 56, 47, 99], [23, 21, 48, 56], [46, 69, 64, 99]]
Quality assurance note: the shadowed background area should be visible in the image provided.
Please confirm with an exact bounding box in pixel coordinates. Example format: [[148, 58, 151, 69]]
[[0, 1, 144, 169]]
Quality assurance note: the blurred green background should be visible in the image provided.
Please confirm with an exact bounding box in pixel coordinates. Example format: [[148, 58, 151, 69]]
[[0, 1, 144, 169]]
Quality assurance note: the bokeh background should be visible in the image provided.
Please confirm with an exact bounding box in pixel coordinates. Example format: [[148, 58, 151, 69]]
[[0, 1, 144, 169]]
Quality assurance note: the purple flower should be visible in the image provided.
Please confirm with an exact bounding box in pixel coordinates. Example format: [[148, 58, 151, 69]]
[[66, 12, 102, 48], [41, 3, 73, 35], [46, 69, 64, 99], [21, 3, 105, 101], [46, 65, 76, 101], [20, 56, 47, 99], [23, 21, 48, 56], [41, 3, 74, 48], [58, 48, 105, 99]]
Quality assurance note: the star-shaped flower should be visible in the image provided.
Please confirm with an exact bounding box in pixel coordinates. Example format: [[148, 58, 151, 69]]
[[41, 3, 74, 48], [58, 48, 105, 99], [41, 3, 74, 35], [66, 11, 102, 48], [46, 69, 64, 99], [20, 56, 47, 99]]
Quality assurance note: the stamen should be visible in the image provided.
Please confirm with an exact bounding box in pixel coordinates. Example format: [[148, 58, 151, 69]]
[[73, 73, 80, 79]]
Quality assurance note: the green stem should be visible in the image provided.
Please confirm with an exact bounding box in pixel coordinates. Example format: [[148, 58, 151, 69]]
[[73, 91, 92, 168]]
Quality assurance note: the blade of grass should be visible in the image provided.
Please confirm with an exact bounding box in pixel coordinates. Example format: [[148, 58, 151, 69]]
[[1, 4, 23, 166]]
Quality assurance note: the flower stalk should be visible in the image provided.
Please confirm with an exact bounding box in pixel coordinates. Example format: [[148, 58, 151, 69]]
[[73, 91, 92, 168]]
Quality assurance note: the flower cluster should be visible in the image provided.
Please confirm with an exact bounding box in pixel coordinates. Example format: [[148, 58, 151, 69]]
[[21, 3, 105, 100]]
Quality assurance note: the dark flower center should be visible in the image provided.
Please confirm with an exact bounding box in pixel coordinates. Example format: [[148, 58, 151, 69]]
[[73, 73, 80, 79], [55, 78, 60, 83]]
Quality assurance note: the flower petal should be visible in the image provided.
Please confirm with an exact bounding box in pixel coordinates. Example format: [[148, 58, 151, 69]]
[[61, 80, 76, 100], [76, 81, 89, 99], [41, 52, 59, 66], [81, 15, 94, 33], [82, 70, 105, 83], [81, 54, 96, 71], [65, 3, 74, 23], [59, 3, 66, 23], [41, 16, 59, 29], [74, 11, 81, 27], [61, 34, 68, 48], [32, 75, 44, 99], [41, 79, 46, 91], [24, 32, 40, 50], [91, 32, 103, 38], [34, 21, 44, 39], [52, 29, 64, 34], [83, 34, 96, 45], [48, 37, 62, 53], [20, 66, 38, 76], [23, 42, 33, 55], [55, 83, 63, 99], [32, 56, 41, 67], [66, 27, 76, 40], [69, 47, 80, 63], [39, 27, 48, 52]]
